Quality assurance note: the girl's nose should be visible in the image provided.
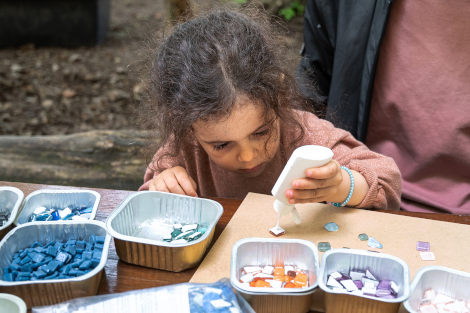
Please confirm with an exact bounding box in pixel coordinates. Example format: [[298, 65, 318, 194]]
[[238, 144, 257, 163]]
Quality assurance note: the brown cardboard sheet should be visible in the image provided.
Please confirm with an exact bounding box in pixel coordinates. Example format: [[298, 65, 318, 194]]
[[190, 192, 470, 312], [191, 192, 470, 284]]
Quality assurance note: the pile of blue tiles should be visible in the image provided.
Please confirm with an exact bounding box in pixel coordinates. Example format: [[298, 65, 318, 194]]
[[27, 205, 94, 223], [2, 235, 105, 282]]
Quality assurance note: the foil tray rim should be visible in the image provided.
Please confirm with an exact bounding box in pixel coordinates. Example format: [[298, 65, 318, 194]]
[[233, 283, 318, 296]]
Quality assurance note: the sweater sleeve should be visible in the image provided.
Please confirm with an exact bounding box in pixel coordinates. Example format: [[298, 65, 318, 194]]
[[138, 139, 186, 191], [301, 115, 402, 210], [331, 129, 401, 210]]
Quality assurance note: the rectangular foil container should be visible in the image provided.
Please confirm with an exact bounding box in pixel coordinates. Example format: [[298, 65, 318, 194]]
[[14, 189, 101, 226], [0, 220, 111, 309], [404, 266, 470, 313], [106, 191, 223, 272], [231, 238, 320, 313], [319, 249, 410, 313], [0, 187, 24, 241]]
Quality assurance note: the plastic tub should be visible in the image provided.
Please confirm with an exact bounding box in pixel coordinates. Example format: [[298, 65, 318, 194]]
[[318, 249, 410, 313], [0, 293, 27, 313], [106, 191, 223, 272], [0, 221, 111, 308], [231, 238, 320, 313]]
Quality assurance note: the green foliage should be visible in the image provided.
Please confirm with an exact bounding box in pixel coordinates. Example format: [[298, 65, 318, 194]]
[[279, 0, 305, 21], [227, 0, 305, 21]]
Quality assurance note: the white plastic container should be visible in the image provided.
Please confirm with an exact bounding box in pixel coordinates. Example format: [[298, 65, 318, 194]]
[[0, 293, 27, 313], [271, 145, 333, 220]]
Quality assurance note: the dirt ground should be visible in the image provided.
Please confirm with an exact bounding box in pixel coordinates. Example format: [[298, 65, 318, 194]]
[[0, 0, 305, 136]]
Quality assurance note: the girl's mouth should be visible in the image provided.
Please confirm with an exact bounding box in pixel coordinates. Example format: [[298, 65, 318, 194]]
[[239, 163, 264, 173]]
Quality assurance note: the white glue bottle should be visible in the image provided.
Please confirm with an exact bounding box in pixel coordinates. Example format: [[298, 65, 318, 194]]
[[271, 145, 334, 232]]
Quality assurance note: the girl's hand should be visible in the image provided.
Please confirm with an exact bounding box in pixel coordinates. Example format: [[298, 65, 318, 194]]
[[149, 166, 198, 197], [286, 160, 369, 206], [286, 160, 343, 204]]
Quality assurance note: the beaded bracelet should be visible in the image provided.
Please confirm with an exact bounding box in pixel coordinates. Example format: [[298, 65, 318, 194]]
[[330, 166, 354, 207]]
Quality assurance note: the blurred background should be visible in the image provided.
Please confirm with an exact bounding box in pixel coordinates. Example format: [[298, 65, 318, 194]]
[[0, 0, 306, 190]]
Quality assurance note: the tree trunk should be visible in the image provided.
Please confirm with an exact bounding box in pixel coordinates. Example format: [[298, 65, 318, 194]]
[[0, 130, 151, 191]]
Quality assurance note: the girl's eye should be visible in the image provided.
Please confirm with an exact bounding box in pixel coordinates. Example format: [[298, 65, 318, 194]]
[[213, 142, 230, 151], [211, 127, 271, 151], [253, 128, 271, 137]]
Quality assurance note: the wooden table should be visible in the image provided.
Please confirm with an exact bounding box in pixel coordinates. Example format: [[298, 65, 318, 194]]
[[2, 181, 470, 312]]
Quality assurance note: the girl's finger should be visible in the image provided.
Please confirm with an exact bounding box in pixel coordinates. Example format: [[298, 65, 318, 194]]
[[162, 174, 186, 195], [153, 179, 170, 193], [292, 174, 341, 190], [175, 171, 198, 197], [290, 195, 330, 204], [305, 160, 340, 180], [287, 186, 338, 203], [149, 179, 157, 191], [189, 175, 199, 196]]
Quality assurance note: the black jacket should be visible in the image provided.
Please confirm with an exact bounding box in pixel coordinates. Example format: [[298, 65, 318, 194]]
[[296, 0, 392, 142]]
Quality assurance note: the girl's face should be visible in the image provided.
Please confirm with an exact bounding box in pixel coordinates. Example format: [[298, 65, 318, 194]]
[[192, 99, 280, 178]]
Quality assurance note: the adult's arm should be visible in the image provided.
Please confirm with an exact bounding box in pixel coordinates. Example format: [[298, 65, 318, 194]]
[[297, 0, 389, 141]]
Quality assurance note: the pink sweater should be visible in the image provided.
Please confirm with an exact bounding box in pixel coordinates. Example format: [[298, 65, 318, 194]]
[[140, 111, 401, 210]]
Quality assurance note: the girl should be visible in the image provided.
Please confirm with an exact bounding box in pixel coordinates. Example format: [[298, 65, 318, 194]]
[[138, 8, 401, 210]]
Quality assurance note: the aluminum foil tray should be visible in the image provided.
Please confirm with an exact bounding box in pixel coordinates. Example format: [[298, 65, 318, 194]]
[[404, 266, 470, 313], [0, 187, 24, 241], [14, 189, 101, 226], [106, 191, 223, 272], [231, 238, 320, 313], [0, 221, 111, 309], [319, 249, 410, 313]]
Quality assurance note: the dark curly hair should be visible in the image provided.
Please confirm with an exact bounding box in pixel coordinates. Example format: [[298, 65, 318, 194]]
[[138, 5, 319, 171]]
